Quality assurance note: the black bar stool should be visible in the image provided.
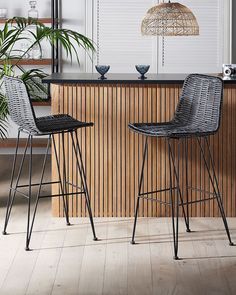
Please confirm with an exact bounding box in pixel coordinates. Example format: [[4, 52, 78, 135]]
[[2, 76, 97, 250], [129, 74, 234, 260]]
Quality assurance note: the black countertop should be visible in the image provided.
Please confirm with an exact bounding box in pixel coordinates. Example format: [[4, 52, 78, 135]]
[[43, 73, 236, 85]]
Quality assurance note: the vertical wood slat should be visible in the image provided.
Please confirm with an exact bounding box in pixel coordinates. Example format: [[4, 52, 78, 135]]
[[51, 83, 236, 217]]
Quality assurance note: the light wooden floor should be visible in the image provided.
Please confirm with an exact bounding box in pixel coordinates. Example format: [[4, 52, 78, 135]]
[[0, 198, 236, 295]]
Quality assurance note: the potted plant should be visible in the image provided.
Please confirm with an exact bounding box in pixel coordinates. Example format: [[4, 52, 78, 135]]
[[0, 17, 95, 138]]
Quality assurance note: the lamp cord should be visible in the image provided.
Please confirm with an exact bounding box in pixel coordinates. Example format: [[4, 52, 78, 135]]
[[162, 0, 169, 66], [161, 0, 165, 67], [97, 0, 100, 65], [162, 36, 165, 67]]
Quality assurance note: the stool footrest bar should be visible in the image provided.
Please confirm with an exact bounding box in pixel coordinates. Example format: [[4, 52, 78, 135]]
[[138, 195, 171, 205], [16, 181, 60, 188], [39, 191, 85, 199], [181, 196, 217, 205], [187, 186, 219, 197], [139, 187, 178, 196], [10, 188, 85, 199], [9, 188, 29, 199], [65, 181, 83, 191], [139, 191, 217, 206]]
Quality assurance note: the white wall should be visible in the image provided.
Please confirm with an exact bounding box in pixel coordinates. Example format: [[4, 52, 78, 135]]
[[233, 0, 236, 63]]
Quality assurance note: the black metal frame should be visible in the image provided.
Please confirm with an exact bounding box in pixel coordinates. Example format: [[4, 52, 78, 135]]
[[29, 0, 59, 102], [131, 136, 233, 260], [2, 128, 97, 251], [51, 0, 59, 74]]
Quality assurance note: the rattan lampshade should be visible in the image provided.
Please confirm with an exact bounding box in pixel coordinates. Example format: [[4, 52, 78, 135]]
[[141, 1, 199, 36]]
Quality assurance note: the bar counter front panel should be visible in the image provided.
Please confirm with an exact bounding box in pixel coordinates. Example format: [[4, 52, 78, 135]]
[[44, 74, 236, 217]]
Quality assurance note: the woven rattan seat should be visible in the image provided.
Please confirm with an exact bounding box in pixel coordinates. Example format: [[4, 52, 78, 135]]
[[129, 74, 223, 138], [4, 76, 93, 135], [36, 114, 93, 133]]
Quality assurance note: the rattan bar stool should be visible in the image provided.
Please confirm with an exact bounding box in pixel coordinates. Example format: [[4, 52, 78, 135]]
[[129, 74, 234, 260], [2, 76, 97, 250]]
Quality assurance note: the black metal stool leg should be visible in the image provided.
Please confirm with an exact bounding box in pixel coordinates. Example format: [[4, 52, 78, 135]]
[[25, 136, 51, 250], [71, 131, 97, 241], [26, 135, 33, 251], [62, 132, 70, 226], [169, 139, 190, 232], [131, 137, 148, 245], [3, 131, 29, 235], [197, 137, 234, 246], [3, 130, 20, 235], [184, 138, 191, 232], [168, 139, 179, 260], [52, 134, 70, 226]]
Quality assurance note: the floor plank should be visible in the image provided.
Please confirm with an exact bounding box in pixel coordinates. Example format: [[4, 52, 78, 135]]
[[0, 201, 51, 295], [51, 219, 88, 295], [191, 218, 234, 295], [103, 219, 128, 295], [25, 218, 68, 295], [148, 218, 177, 295], [77, 219, 108, 295], [0, 201, 236, 295], [127, 218, 153, 295], [171, 218, 205, 295]]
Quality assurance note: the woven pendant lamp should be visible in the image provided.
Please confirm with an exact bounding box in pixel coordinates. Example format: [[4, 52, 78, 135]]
[[142, 1, 199, 36]]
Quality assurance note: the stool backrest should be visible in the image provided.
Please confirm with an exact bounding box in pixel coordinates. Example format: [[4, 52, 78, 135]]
[[4, 76, 40, 134], [174, 74, 223, 134]]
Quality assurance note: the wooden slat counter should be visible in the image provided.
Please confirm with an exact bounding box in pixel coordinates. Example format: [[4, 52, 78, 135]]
[[43, 73, 236, 217]]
